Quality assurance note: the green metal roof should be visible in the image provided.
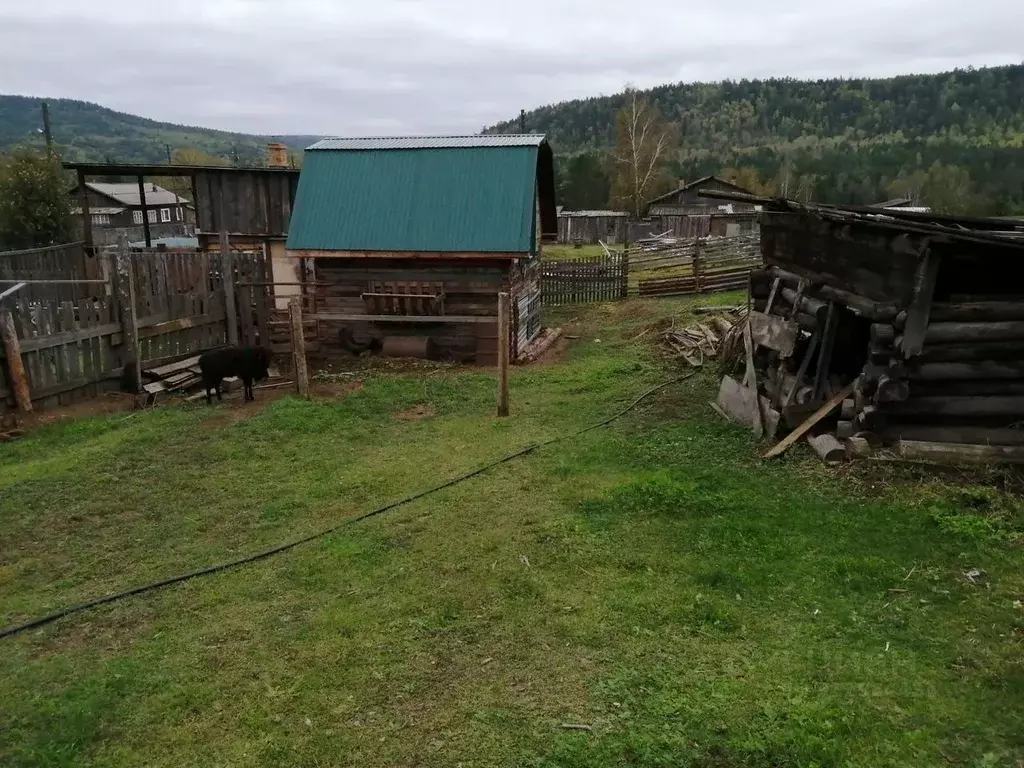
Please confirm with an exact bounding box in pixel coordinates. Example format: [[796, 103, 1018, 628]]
[[287, 137, 552, 253]]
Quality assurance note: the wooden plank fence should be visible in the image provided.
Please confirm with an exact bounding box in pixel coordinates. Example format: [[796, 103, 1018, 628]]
[[0, 243, 271, 413], [540, 252, 628, 306]]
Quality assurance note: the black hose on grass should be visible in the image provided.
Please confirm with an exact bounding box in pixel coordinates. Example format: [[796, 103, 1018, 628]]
[[0, 373, 696, 640]]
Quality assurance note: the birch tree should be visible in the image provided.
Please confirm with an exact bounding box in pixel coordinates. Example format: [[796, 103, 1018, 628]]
[[611, 88, 677, 216]]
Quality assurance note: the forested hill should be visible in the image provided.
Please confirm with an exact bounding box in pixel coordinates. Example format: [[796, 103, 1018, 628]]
[[490, 64, 1024, 214], [0, 95, 320, 165]]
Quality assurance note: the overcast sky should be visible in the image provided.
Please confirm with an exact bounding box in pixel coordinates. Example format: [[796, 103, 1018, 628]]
[[2, 0, 1022, 136]]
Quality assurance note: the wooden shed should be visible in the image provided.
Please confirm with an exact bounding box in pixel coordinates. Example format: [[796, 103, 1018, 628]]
[[729, 191, 1024, 460], [557, 210, 629, 245], [286, 135, 558, 364]]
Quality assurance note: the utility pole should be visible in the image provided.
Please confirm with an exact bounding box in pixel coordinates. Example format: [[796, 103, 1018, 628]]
[[165, 143, 172, 164], [519, 109, 527, 134], [41, 102, 53, 151]]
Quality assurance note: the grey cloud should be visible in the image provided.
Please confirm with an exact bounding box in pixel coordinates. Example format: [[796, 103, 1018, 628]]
[[1, 0, 1021, 136]]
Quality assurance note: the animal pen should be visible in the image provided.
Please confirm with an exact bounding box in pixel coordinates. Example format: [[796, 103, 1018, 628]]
[[709, 191, 1024, 463], [0, 242, 281, 415]]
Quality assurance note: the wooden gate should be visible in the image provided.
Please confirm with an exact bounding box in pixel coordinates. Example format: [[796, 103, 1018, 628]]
[[540, 252, 628, 306]]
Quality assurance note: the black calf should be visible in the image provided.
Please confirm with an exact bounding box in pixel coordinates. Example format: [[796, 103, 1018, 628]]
[[198, 346, 272, 404]]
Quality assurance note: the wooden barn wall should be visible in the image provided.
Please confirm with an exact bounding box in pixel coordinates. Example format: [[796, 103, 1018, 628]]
[[194, 170, 298, 237], [313, 259, 513, 364], [760, 214, 923, 305], [556, 216, 628, 244]]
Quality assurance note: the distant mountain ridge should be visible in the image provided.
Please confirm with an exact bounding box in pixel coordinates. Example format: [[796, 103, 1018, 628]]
[[0, 95, 323, 165], [487, 64, 1024, 213]]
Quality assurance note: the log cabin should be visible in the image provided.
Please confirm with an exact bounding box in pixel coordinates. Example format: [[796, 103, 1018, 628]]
[[708, 190, 1024, 460], [286, 135, 557, 364]]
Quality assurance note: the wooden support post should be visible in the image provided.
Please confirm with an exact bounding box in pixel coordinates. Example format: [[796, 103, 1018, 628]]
[[813, 301, 838, 400], [115, 243, 142, 393], [902, 250, 940, 358], [0, 305, 32, 414], [137, 175, 151, 248], [219, 187, 239, 347], [289, 295, 309, 398], [497, 291, 510, 417], [77, 169, 93, 251]]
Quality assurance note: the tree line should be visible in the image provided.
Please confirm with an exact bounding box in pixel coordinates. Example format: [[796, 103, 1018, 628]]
[[493, 65, 1024, 216]]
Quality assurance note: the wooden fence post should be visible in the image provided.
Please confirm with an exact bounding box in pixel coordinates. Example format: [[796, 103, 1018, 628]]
[[289, 295, 309, 398], [219, 187, 239, 347], [620, 249, 630, 299], [497, 291, 510, 417], [116, 243, 142, 393], [0, 305, 32, 414], [693, 238, 704, 294]]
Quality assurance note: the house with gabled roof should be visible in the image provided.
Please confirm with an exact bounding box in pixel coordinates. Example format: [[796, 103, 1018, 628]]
[[286, 135, 557, 363]]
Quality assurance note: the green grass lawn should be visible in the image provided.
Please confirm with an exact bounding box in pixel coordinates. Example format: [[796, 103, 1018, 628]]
[[2, 295, 1023, 767], [542, 244, 611, 260]]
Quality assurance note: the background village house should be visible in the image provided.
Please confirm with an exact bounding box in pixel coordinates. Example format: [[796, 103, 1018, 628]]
[[69, 180, 195, 246], [285, 135, 557, 364], [637, 175, 759, 240]]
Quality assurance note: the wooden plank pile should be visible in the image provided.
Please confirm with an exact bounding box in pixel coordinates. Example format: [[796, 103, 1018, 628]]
[[659, 306, 745, 368], [141, 355, 206, 395], [713, 284, 868, 464]]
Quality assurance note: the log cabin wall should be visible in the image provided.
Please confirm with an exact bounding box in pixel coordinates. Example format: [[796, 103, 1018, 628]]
[[761, 212, 923, 306], [755, 207, 1024, 449], [312, 258, 514, 364], [884, 237, 1024, 446]]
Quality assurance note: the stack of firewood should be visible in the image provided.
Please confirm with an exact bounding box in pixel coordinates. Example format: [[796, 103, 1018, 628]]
[[659, 307, 745, 368]]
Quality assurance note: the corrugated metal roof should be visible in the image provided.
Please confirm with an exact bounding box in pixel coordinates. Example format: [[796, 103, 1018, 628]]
[[287, 143, 542, 253], [558, 210, 629, 217], [74, 206, 126, 215], [87, 182, 191, 207], [307, 135, 546, 151]]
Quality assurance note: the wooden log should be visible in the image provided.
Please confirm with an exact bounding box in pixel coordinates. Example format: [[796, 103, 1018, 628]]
[[909, 361, 1024, 381], [882, 424, 1024, 446], [869, 324, 896, 345], [497, 291, 509, 417], [742, 321, 763, 438], [855, 431, 883, 449], [840, 397, 856, 420], [806, 433, 847, 464], [925, 321, 1024, 344], [902, 251, 939, 358], [836, 420, 855, 439], [710, 316, 734, 337], [929, 302, 1024, 323], [381, 336, 434, 359], [780, 287, 827, 317], [875, 373, 910, 404], [289, 296, 309, 398], [767, 267, 899, 321], [844, 436, 875, 458], [813, 302, 838, 400], [764, 383, 855, 459], [915, 340, 1024, 363], [897, 440, 1024, 465], [909, 379, 1024, 397], [0, 307, 31, 413], [886, 396, 1024, 418]]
